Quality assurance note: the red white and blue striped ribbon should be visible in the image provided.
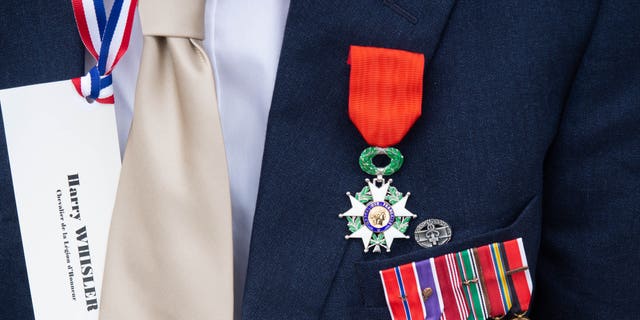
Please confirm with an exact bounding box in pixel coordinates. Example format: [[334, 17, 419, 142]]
[[70, 0, 137, 104], [380, 264, 426, 320]]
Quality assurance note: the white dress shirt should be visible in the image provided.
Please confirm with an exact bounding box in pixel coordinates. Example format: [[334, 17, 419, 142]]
[[110, 1, 290, 318]]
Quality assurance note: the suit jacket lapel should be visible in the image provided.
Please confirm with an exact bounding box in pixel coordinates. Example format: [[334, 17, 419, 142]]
[[243, 0, 457, 318]]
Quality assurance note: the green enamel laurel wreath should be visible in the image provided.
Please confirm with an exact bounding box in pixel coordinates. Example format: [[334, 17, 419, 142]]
[[358, 147, 404, 176]]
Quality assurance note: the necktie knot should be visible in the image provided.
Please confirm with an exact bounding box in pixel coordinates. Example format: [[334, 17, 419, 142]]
[[139, 0, 205, 39]]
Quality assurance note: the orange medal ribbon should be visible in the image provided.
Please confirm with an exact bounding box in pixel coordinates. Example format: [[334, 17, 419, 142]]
[[348, 45, 425, 147]]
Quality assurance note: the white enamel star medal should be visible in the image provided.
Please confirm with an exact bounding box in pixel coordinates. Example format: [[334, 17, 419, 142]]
[[341, 45, 425, 253], [339, 148, 416, 253]]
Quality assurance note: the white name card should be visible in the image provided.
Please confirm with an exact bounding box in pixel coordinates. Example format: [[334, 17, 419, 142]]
[[0, 80, 121, 319]]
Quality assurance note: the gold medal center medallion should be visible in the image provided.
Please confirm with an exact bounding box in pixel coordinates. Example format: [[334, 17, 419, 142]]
[[367, 205, 391, 229]]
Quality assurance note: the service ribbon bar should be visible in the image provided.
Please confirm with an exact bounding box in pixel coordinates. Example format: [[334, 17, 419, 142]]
[[380, 264, 426, 319], [380, 238, 533, 320], [502, 239, 533, 316], [435, 253, 470, 320], [414, 259, 444, 320], [475, 243, 513, 318], [456, 249, 489, 320]]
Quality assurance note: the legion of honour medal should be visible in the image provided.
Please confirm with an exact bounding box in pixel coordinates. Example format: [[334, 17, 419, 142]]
[[339, 45, 425, 253]]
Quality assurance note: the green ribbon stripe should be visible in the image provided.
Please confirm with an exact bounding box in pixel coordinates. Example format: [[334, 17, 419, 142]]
[[456, 249, 489, 320]]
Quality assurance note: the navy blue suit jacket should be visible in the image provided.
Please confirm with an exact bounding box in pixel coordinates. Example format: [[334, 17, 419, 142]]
[[2, 0, 639, 319]]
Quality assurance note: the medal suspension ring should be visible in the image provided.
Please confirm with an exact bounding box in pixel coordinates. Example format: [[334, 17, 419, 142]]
[[359, 147, 404, 176]]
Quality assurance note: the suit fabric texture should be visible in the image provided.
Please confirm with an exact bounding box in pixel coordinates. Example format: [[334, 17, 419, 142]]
[[0, 0, 639, 319]]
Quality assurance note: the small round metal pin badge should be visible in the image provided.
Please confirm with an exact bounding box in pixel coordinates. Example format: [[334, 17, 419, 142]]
[[414, 218, 452, 248], [421, 287, 433, 301]]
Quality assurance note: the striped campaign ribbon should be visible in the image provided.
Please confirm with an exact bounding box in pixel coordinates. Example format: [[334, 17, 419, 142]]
[[455, 249, 489, 320], [413, 259, 444, 320], [434, 253, 469, 320], [70, 0, 137, 104], [474, 243, 513, 318], [379, 238, 534, 319], [380, 264, 426, 320], [501, 238, 533, 317]]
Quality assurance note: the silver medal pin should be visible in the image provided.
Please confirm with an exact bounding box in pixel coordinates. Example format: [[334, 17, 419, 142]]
[[414, 218, 452, 248]]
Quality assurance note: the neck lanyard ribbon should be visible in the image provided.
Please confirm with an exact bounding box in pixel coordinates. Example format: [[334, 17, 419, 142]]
[[70, 0, 138, 104], [348, 45, 425, 147]]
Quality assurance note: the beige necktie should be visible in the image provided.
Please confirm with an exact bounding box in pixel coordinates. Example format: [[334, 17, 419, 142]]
[[99, 0, 234, 319]]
